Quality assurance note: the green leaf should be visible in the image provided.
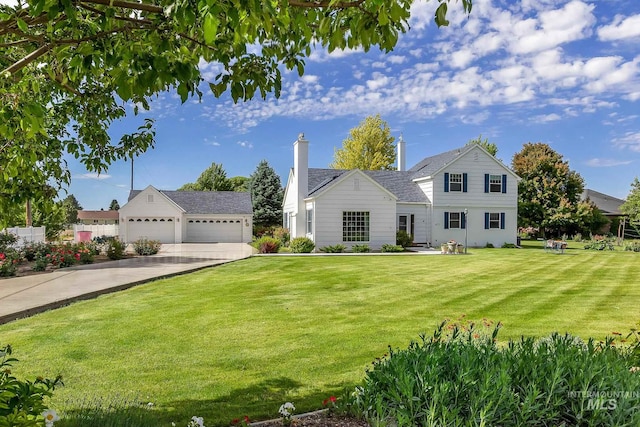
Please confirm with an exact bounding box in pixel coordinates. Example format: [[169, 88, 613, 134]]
[[378, 8, 389, 26], [203, 13, 219, 45], [16, 18, 28, 32], [435, 3, 449, 27]]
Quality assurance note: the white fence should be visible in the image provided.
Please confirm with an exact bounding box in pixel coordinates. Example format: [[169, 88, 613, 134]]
[[1, 226, 46, 246], [73, 224, 119, 241]]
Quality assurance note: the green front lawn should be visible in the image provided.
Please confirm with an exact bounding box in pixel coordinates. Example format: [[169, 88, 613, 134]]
[[1, 247, 639, 426]]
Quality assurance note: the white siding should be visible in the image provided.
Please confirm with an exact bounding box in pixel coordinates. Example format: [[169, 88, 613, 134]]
[[282, 169, 303, 238], [432, 207, 517, 248], [312, 172, 396, 250], [396, 203, 430, 245], [119, 186, 183, 243]]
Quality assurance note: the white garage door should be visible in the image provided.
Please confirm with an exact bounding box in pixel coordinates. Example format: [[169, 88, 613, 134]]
[[186, 218, 242, 243], [127, 218, 175, 243]]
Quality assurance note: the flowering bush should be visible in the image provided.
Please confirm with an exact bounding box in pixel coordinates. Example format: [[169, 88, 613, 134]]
[[278, 402, 295, 426], [43, 409, 60, 427], [132, 238, 162, 255], [322, 396, 337, 415], [187, 416, 205, 427], [0, 250, 21, 277]]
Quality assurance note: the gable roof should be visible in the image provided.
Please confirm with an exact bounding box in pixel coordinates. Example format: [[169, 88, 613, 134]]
[[582, 189, 626, 216], [128, 189, 252, 215], [77, 210, 119, 220], [408, 147, 467, 179], [307, 168, 428, 203]]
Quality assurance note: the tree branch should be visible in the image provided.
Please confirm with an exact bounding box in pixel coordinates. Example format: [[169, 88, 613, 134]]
[[78, 0, 164, 14], [288, 0, 365, 8], [2, 44, 51, 75], [79, 3, 153, 25]]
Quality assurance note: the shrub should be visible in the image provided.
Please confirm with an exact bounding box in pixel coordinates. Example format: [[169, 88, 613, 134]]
[[501, 242, 517, 248], [485, 242, 495, 248], [573, 232, 583, 242], [253, 236, 281, 254], [32, 255, 49, 272], [290, 237, 315, 253], [272, 227, 290, 246], [380, 244, 404, 253], [395, 230, 412, 248], [584, 239, 615, 251], [0, 232, 18, 252], [624, 241, 640, 252], [106, 238, 126, 260], [351, 244, 370, 253], [0, 250, 21, 277], [0, 344, 63, 426], [345, 321, 640, 427], [132, 238, 161, 255], [319, 244, 346, 253], [48, 244, 78, 268], [21, 241, 53, 262]]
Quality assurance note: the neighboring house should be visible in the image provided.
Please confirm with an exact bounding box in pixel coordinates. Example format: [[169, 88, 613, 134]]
[[77, 210, 119, 225], [283, 134, 519, 250], [581, 188, 626, 233], [119, 186, 253, 244]]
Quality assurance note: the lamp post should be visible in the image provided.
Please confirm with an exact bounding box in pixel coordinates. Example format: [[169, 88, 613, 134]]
[[464, 208, 468, 254]]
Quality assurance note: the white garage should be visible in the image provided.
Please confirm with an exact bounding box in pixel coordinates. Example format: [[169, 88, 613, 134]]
[[126, 218, 176, 243], [185, 218, 243, 243], [119, 186, 253, 244]]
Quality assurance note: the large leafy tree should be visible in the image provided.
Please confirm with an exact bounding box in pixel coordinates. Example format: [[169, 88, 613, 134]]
[[621, 177, 640, 231], [249, 160, 283, 228], [511, 143, 587, 237], [228, 176, 250, 192], [61, 194, 82, 225], [178, 162, 233, 191], [109, 199, 120, 210], [330, 114, 396, 170]]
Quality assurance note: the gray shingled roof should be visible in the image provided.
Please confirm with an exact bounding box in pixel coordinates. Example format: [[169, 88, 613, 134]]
[[408, 146, 467, 179], [308, 168, 429, 203], [129, 190, 252, 215], [582, 189, 625, 215]]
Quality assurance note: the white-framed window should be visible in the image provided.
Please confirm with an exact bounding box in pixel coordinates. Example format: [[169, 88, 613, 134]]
[[343, 211, 370, 242], [489, 212, 500, 228], [485, 212, 505, 229], [449, 173, 462, 192], [449, 212, 461, 229], [398, 215, 407, 233], [489, 174, 502, 193], [444, 211, 466, 229], [306, 208, 313, 234]]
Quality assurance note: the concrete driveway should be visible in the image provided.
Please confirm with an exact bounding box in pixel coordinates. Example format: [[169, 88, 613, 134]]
[[0, 243, 254, 325]]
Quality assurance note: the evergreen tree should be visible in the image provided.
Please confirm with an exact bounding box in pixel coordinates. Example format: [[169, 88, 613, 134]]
[[61, 194, 83, 225], [250, 160, 283, 228], [330, 114, 396, 170]]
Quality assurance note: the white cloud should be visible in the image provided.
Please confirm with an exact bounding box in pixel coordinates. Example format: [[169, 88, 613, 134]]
[[204, 139, 220, 146], [74, 173, 111, 180], [236, 141, 253, 148], [613, 132, 640, 152], [585, 158, 633, 167], [509, 1, 596, 54], [533, 113, 561, 123], [598, 14, 640, 41]]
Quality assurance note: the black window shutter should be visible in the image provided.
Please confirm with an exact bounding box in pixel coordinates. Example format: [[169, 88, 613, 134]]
[[444, 173, 449, 192], [484, 174, 489, 193], [484, 212, 490, 229], [463, 173, 468, 193], [444, 211, 449, 229], [461, 212, 466, 229], [502, 174, 507, 194], [501, 212, 506, 229]]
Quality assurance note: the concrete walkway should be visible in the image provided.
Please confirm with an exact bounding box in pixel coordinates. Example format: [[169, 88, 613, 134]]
[[0, 243, 254, 325]]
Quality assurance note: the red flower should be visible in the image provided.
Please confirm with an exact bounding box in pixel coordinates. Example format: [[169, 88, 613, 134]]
[[0, 253, 5, 260], [323, 396, 337, 406], [74, 253, 81, 261], [244, 416, 250, 423], [231, 419, 239, 425]]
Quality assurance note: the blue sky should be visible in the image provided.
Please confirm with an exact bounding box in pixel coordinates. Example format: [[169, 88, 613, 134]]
[[42, 0, 640, 209]]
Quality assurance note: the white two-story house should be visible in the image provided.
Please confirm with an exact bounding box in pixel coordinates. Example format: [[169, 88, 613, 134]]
[[283, 134, 519, 250]]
